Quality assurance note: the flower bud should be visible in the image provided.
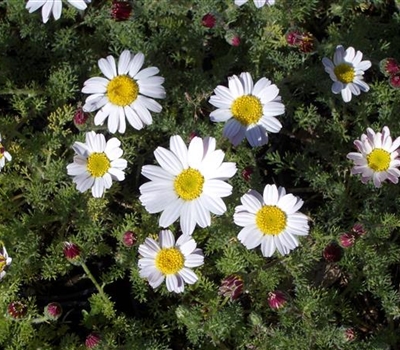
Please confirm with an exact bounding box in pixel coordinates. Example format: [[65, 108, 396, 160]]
[[352, 223, 365, 237], [122, 231, 137, 247], [267, 290, 287, 309], [73, 107, 89, 130], [44, 302, 63, 320], [379, 58, 400, 77], [63, 242, 82, 265], [285, 27, 302, 46], [201, 13, 216, 28], [85, 332, 101, 349], [241, 166, 253, 181], [225, 31, 240, 46], [339, 232, 355, 248], [323, 242, 342, 262], [344, 328, 356, 341], [111, 0, 132, 21], [389, 74, 400, 89], [7, 301, 27, 319], [218, 274, 244, 301]]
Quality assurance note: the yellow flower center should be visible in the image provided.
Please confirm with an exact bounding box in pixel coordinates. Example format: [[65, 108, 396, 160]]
[[174, 168, 205, 201], [0, 144, 5, 159], [87, 153, 111, 177], [231, 95, 263, 126], [107, 75, 139, 106], [256, 205, 287, 235], [0, 255, 6, 272], [334, 63, 355, 84], [367, 148, 391, 172], [155, 248, 184, 275]]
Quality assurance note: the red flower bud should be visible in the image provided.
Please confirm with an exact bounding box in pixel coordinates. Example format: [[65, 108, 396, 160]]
[[122, 231, 137, 247], [63, 242, 81, 264], [389, 74, 400, 89], [267, 290, 287, 309], [201, 13, 216, 28], [225, 31, 240, 46], [85, 332, 101, 349], [73, 107, 89, 129], [111, 0, 132, 21], [379, 58, 400, 77], [44, 302, 63, 320], [339, 232, 356, 248], [323, 242, 342, 262], [352, 223, 365, 237], [241, 166, 253, 181], [7, 301, 27, 319]]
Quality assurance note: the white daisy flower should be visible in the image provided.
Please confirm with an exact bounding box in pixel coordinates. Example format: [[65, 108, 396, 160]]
[[0, 135, 12, 172], [66, 131, 127, 198], [234, 184, 309, 257], [209, 72, 285, 147], [26, 0, 91, 23], [322, 45, 371, 103], [0, 244, 12, 281], [346, 126, 400, 188], [82, 50, 166, 134], [235, 0, 275, 7], [139, 135, 237, 236], [138, 229, 204, 293]]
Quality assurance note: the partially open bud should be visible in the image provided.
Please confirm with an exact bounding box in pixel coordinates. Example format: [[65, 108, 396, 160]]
[[267, 290, 287, 309], [63, 242, 82, 265], [323, 242, 342, 262], [218, 274, 244, 301], [122, 231, 137, 247], [285, 27, 315, 53], [352, 223, 365, 237], [44, 302, 63, 321], [73, 107, 89, 130], [111, 0, 132, 21], [201, 13, 216, 28], [85, 332, 101, 349], [7, 301, 27, 319], [379, 58, 400, 77]]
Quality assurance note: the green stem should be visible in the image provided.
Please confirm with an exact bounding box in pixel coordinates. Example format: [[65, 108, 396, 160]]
[[0, 88, 42, 96], [81, 262, 109, 303]]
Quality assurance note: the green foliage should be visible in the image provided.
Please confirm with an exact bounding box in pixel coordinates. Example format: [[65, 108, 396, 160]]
[[1, 0, 400, 349]]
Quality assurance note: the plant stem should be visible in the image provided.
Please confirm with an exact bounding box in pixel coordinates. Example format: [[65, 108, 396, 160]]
[[81, 262, 109, 303]]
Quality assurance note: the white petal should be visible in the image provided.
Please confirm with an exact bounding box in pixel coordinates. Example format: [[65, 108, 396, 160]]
[[159, 229, 175, 248]]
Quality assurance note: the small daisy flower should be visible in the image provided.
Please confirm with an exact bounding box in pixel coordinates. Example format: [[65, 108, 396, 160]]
[[0, 244, 12, 281], [209, 72, 285, 147], [82, 50, 166, 134], [346, 126, 400, 188], [234, 184, 309, 257], [139, 135, 237, 236], [322, 45, 371, 103], [138, 229, 204, 293], [0, 135, 11, 172], [234, 0, 275, 8], [66, 131, 127, 197], [26, 0, 91, 23]]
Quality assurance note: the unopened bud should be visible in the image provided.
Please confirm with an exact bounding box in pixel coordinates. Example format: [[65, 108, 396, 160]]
[[122, 231, 137, 247], [7, 301, 27, 319], [323, 242, 342, 262], [85, 332, 101, 349], [218, 274, 244, 301], [267, 290, 287, 309], [44, 302, 63, 320]]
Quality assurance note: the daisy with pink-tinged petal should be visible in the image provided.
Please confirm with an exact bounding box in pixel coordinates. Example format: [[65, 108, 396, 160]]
[[26, 0, 91, 23], [235, 0, 275, 8], [66, 131, 127, 198], [209, 72, 284, 147], [234, 184, 309, 257], [138, 229, 204, 293], [322, 45, 371, 103], [139, 135, 237, 236], [82, 50, 165, 134], [346, 126, 400, 188]]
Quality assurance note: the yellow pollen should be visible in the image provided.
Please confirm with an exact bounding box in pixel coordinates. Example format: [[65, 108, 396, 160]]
[[87, 153, 111, 177], [256, 205, 287, 235], [107, 75, 138, 106], [0, 255, 6, 272], [231, 95, 263, 126], [155, 248, 184, 275], [367, 148, 391, 172], [334, 63, 355, 84], [174, 168, 205, 201]]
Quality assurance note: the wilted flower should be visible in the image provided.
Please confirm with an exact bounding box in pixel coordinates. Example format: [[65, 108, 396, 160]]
[[323, 242, 342, 262], [44, 302, 63, 321], [7, 301, 27, 319], [285, 27, 315, 53], [267, 290, 287, 309], [218, 274, 244, 301]]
